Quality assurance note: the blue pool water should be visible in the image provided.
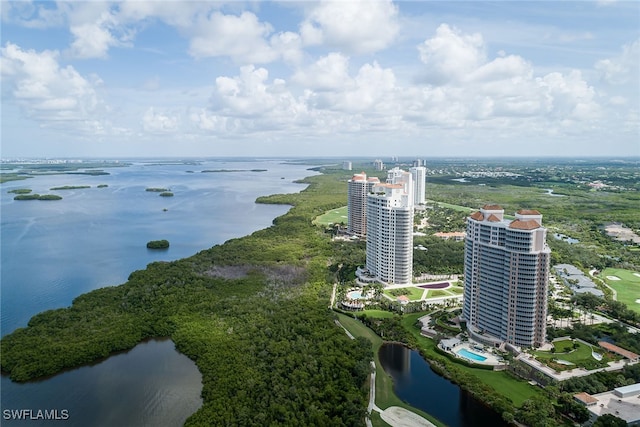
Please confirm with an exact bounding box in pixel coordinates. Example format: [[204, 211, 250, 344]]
[[347, 290, 362, 299], [456, 348, 487, 362]]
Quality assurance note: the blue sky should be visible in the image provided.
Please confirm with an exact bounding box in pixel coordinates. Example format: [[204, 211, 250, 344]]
[[1, 1, 638, 158]]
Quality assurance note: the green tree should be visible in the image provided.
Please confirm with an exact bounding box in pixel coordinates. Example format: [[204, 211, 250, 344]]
[[593, 414, 628, 427]]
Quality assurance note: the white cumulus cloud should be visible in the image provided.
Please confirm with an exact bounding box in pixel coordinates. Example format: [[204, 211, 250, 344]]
[[1, 42, 106, 124], [142, 107, 180, 133], [301, 0, 399, 54], [189, 11, 277, 63]]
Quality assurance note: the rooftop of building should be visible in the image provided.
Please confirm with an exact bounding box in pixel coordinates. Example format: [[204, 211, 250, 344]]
[[482, 204, 503, 211], [586, 385, 640, 423], [574, 392, 598, 405], [517, 209, 541, 215], [509, 219, 542, 230], [434, 232, 466, 238], [598, 342, 639, 360], [470, 211, 484, 221], [615, 383, 640, 396]]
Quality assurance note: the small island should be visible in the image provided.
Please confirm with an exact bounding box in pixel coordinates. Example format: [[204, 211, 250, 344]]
[[159, 192, 173, 197], [97, 184, 109, 188], [50, 185, 91, 190], [14, 194, 63, 201], [8, 189, 32, 194], [145, 187, 170, 192], [146, 239, 170, 249]]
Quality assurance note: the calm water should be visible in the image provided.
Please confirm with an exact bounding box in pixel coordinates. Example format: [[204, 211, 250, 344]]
[[379, 343, 508, 427], [1, 158, 315, 426]]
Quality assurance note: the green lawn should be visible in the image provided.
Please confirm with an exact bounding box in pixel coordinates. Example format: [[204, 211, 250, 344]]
[[551, 339, 575, 353], [313, 205, 347, 226], [428, 200, 474, 212], [532, 340, 607, 371], [426, 289, 451, 298], [384, 287, 425, 301], [601, 268, 640, 314], [448, 288, 464, 295], [355, 310, 396, 319]]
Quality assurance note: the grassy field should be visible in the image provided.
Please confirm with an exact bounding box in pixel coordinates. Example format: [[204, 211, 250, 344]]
[[384, 287, 425, 301], [551, 338, 575, 353], [356, 310, 397, 319], [313, 205, 347, 225], [601, 268, 640, 314], [428, 200, 474, 212], [532, 340, 605, 371], [426, 289, 450, 298]]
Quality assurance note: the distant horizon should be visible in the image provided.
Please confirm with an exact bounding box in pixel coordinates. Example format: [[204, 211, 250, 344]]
[[2, 155, 640, 161], [2, 1, 638, 158]]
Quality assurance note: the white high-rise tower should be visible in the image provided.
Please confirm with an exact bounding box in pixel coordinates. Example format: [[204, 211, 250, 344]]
[[409, 166, 426, 205], [462, 205, 550, 348], [365, 176, 414, 285]]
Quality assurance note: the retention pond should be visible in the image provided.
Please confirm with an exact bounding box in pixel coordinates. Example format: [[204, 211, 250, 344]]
[[379, 343, 508, 427]]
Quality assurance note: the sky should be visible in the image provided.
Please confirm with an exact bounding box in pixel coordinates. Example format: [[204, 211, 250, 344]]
[[1, 1, 639, 158]]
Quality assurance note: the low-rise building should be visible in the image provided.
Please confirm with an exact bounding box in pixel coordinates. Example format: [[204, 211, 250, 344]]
[[598, 342, 640, 362], [553, 264, 604, 297], [576, 383, 640, 426], [433, 231, 466, 241]]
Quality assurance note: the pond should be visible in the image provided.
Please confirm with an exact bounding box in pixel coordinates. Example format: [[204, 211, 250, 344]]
[[378, 343, 508, 427], [1, 339, 202, 426]]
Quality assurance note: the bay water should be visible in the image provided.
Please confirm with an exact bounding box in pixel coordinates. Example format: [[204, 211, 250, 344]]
[[1, 158, 314, 426]]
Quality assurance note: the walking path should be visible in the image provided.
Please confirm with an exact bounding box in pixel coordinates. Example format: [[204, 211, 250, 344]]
[[334, 320, 354, 340], [329, 283, 337, 308], [366, 360, 435, 427]]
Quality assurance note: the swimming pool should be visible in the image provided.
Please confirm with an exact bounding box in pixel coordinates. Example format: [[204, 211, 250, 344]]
[[456, 348, 487, 362], [347, 290, 363, 299]]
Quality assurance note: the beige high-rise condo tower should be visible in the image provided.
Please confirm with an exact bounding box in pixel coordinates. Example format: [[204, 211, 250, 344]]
[[462, 205, 550, 348], [347, 172, 379, 237]]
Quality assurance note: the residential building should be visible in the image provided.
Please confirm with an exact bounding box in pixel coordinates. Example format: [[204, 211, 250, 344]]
[[462, 205, 550, 348], [343, 161, 352, 171], [553, 264, 604, 297], [347, 172, 379, 237], [373, 159, 385, 171], [386, 167, 414, 202], [410, 166, 426, 205], [365, 179, 414, 285]]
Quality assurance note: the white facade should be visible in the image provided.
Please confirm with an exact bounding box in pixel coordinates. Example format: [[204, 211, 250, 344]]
[[365, 181, 414, 285], [409, 166, 426, 205], [386, 167, 414, 204], [462, 205, 550, 348], [347, 172, 379, 237], [373, 159, 385, 171], [343, 161, 352, 170]]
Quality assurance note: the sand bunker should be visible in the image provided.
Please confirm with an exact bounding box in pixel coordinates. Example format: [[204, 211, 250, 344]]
[[634, 273, 640, 278], [380, 407, 436, 427], [636, 299, 640, 304], [607, 276, 621, 281]]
